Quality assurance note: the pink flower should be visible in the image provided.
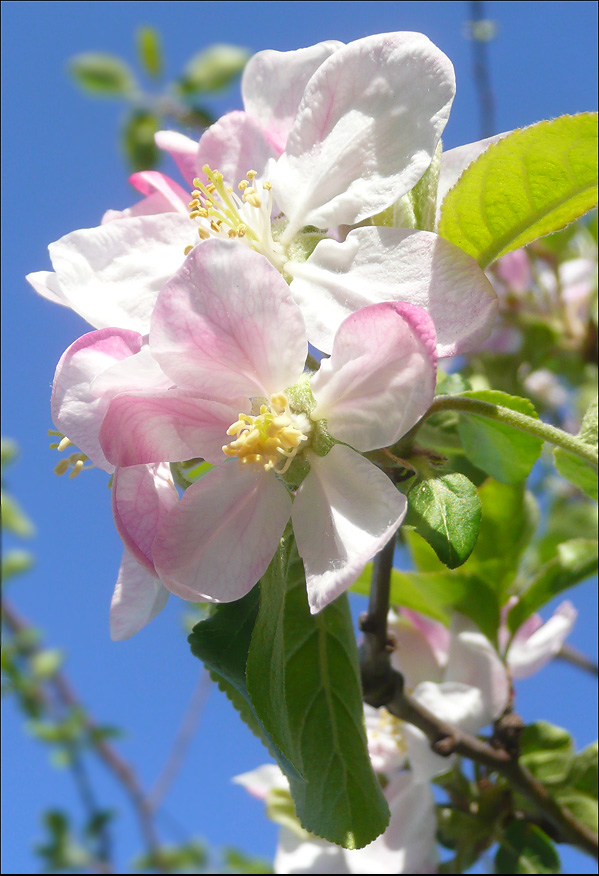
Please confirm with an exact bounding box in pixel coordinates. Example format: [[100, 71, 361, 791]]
[[28, 34, 497, 362], [500, 598, 577, 679], [53, 239, 437, 614]]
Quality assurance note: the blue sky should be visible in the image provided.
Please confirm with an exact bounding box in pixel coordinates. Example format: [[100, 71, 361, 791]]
[[2, 1, 598, 873]]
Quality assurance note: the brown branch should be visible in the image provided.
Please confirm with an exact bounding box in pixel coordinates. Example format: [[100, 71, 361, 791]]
[[2, 599, 162, 864], [557, 643, 599, 677], [359, 548, 599, 861]]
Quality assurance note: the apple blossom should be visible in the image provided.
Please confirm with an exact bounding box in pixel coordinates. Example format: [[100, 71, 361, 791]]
[[500, 598, 578, 679], [28, 33, 498, 363], [71, 238, 437, 614]]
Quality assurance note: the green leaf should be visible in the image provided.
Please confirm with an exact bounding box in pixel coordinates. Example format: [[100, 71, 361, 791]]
[[507, 538, 598, 633], [555, 791, 598, 834], [439, 113, 599, 267], [406, 472, 481, 568], [122, 110, 160, 172], [246, 534, 389, 848], [187, 590, 301, 781], [136, 26, 163, 79], [554, 396, 598, 499], [456, 391, 543, 483], [68, 53, 136, 96], [519, 721, 574, 785], [2, 549, 34, 581], [569, 742, 599, 800], [495, 822, 560, 874], [222, 847, 274, 875], [465, 481, 539, 592], [1, 490, 34, 537], [1, 437, 18, 469], [178, 44, 249, 95]]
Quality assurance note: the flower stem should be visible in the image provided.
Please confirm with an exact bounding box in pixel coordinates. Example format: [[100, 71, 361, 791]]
[[427, 395, 598, 468]]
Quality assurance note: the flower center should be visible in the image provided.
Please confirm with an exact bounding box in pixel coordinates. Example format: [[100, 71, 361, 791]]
[[186, 165, 286, 272], [222, 393, 311, 474]]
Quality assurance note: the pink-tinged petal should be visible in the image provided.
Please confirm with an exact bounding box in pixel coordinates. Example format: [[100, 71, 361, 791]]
[[232, 764, 289, 801], [290, 227, 498, 357], [293, 446, 407, 614], [100, 392, 244, 467], [494, 249, 533, 295], [112, 463, 178, 571], [110, 549, 169, 641], [90, 345, 173, 396], [388, 615, 446, 689], [508, 601, 577, 680], [445, 615, 509, 723], [436, 132, 509, 218], [51, 328, 143, 471], [404, 681, 488, 780], [48, 213, 194, 333], [154, 130, 201, 185], [275, 827, 348, 875], [196, 111, 280, 187], [128, 171, 190, 212], [273, 32, 455, 237], [153, 464, 291, 603], [242, 41, 344, 152], [26, 271, 68, 307], [310, 302, 437, 451], [151, 239, 307, 398], [399, 608, 452, 665], [344, 773, 438, 874]]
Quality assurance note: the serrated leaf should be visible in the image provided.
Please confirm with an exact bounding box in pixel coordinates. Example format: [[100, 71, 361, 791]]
[[246, 534, 389, 849], [554, 396, 598, 499], [507, 538, 598, 633], [495, 822, 560, 874], [68, 53, 136, 96], [187, 590, 301, 781], [122, 110, 160, 172], [406, 472, 481, 568], [456, 391, 543, 483], [137, 26, 162, 79], [439, 113, 599, 267], [178, 44, 249, 95]]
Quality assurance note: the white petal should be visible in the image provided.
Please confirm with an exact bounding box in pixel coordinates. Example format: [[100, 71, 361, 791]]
[[388, 616, 447, 689], [48, 214, 194, 332], [293, 446, 407, 613], [232, 764, 289, 801], [310, 302, 437, 451], [445, 615, 510, 724], [273, 32, 455, 237], [26, 271, 69, 307], [290, 227, 498, 357], [436, 132, 510, 221], [275, 827, 348, 875], [110, 549, 169, 641], [242, 41, 344, 152], [508, 602, 578, 679], [196, 111, 280, 186], [344, 773, 438, 874]]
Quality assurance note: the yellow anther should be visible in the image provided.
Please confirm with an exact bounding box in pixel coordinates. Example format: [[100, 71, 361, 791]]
[[189, 210, 201, 219], [191, 189, 201, 198], [263, 181, 273, 191], [222, 394, 309, 474], [54, 458, 70, 476], [198, 228, 210, 240], [247, 170, 257, 179], [206, 183, 216, 194], [238, 180, 249, 190], [204, 199, 213, 209], [184, 244, 194, 255], [188, 199, 200, 208]]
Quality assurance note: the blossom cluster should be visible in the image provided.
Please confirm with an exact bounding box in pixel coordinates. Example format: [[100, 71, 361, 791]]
[[29, 32, 499, 637]]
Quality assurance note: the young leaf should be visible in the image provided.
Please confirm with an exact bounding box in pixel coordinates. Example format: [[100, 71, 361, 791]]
[[187, 590, 302, 781], [178, 44, 249, 95], [495, 822, 560, 874], [246, 535, 390, 849], [406, 472, 481, 568], [507, 538, 598, 633], [122, 110, 160, 172], [554, 396, 598, 500], [456, 391, 543, 483], [68, 53, 136, 97], [439, 113, 599, 268], [136, 26, 163, 79], [519, 721, 574, 785]]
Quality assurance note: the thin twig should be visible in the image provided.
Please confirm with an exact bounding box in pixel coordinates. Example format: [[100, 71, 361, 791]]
[[556, 643, 599, 676], [2, 599, 162, 865], [149, 669, 212, 812]]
